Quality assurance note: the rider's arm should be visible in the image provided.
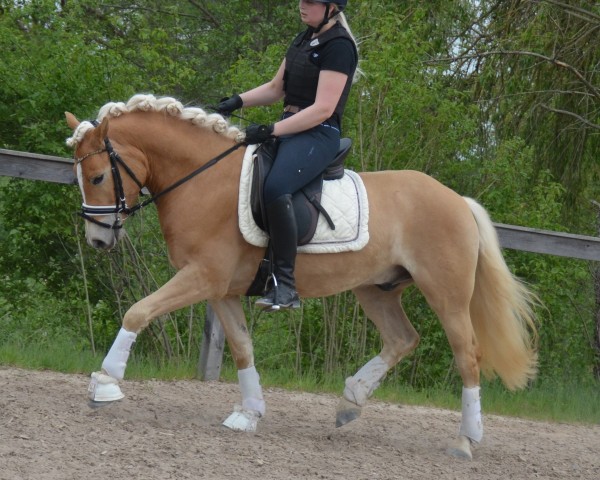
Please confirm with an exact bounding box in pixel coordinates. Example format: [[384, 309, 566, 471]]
[[271, 69, 348, 137], [239, 60, 286, 107]]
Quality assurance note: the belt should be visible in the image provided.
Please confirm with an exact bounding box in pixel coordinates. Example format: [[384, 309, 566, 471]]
[[284, 105, 303, 113]]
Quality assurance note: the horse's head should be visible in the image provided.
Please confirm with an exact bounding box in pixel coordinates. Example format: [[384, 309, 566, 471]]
[[65, 112, 145, 250], [66, 94, 246, 251]]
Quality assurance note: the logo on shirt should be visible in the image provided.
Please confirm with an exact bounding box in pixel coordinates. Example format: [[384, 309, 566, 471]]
[[310, 39, 320, 47]]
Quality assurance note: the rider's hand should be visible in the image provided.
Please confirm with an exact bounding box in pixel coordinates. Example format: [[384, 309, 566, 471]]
[[244, 124, 275, 144], [215, 94, 243, 117]]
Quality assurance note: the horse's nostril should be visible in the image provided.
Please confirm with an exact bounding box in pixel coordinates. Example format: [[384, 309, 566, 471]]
[[91, 239, 109, 250]]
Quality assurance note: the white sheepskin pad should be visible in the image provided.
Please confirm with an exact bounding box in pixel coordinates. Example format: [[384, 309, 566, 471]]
[[238, 145, 369, 254]]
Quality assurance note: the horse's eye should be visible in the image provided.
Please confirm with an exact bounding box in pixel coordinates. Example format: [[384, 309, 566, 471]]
[[91, 174, 104, 185]]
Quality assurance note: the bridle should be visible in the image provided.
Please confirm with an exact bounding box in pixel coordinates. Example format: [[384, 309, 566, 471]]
[[74, 120, 246, 230], [75, 128, 144, 230]]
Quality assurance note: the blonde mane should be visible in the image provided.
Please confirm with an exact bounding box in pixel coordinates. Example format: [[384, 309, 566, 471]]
[[66, 94, 245, 147]]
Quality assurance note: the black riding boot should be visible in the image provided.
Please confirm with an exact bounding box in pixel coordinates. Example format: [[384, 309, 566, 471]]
[[255, 194, 300, 311]]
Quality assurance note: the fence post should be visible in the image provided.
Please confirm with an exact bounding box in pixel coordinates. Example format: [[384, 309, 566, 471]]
[[592, 200, 600, 380], [197, 304, 225, 381]]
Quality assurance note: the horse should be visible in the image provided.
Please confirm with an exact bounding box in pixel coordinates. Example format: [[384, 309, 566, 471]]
[[65, 94, 537, 460]]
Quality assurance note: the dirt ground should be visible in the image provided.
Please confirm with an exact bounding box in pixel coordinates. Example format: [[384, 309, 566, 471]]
[[0, 367, 598, 480]]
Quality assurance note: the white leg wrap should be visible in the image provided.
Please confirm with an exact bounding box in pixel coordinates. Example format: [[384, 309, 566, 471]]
[[343, 355, 389, 407], [459, 386, 483, 443], [101, 327, 137, 381], [238, 366, 265, 416], [222, 366, 265, 432]]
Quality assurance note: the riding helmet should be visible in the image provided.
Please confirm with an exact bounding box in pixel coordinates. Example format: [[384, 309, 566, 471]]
[[313, 0, 347, 11]]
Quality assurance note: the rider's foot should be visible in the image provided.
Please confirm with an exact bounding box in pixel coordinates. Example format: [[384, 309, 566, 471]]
[[255, 285, 300, 311], [270, 284, 300, 311], [255, 289, 275, 310]]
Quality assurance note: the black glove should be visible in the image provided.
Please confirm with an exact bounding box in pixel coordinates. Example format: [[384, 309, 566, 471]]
[[244, 124, 275, 144], [215, 94, 243, 117]]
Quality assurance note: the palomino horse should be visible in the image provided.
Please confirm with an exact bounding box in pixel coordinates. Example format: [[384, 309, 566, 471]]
[[65, 94, 537, 460]]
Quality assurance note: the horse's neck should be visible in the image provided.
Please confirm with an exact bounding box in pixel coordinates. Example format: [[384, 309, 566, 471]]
[[124, 117, 243, 254], [119, 116, 242, 198]]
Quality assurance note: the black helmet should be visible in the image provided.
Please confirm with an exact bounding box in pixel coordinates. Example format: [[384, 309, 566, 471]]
[[313, 0, 347, 11], [310, 0, 347, 34]]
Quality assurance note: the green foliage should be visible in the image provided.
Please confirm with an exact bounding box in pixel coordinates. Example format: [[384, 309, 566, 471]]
[[0, 0, 598, 406], [346, 2, 481, 173], [1, 275, 88, 349], [464, 0, 600, 210], [467, 138, 597, 381]]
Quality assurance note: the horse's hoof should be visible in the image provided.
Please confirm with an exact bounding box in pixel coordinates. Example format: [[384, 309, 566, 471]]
[[335, 397, 362, 427], [88, 399, 120, 409], [446, 435, 473, 460], [87, 371, 124, 404], [222, 406, 260, 432]]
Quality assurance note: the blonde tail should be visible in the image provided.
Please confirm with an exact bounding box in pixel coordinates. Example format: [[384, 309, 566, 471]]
[[464, 197, 538, 390]]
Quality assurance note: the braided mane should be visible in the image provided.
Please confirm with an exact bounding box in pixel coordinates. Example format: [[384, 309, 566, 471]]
[[66, 94, 244, 147]]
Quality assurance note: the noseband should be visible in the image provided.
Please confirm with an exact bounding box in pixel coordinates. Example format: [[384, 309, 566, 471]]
[[75, 120, 246, 230]]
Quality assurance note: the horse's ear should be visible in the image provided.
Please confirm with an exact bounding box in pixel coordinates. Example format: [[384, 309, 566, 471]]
[[97, 117, 109, 139], [65, 112, 80, 130]]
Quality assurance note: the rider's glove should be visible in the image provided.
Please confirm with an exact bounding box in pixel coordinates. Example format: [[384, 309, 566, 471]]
[[215, 94, 243, 117], [244, 124, 275, 145]]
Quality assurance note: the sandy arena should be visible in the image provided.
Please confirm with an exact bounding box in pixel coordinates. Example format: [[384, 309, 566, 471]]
[[0, 367, 598, 479]]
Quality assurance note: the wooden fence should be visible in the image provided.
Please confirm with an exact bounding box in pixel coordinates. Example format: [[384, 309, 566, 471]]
[[3, 147, 600, 379]]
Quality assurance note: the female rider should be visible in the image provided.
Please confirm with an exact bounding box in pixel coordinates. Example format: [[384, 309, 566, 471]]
[[217, 0, 359, 311]]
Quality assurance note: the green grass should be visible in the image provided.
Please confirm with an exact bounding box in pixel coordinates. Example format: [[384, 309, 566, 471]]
[[0, 341, 198, 381], [1, 341, 598, 425], [242, 366, 600, 424]]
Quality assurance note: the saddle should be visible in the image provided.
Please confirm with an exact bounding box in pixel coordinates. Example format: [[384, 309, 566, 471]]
[[245, 138, 353, 296], [250, 137, 352, 245]]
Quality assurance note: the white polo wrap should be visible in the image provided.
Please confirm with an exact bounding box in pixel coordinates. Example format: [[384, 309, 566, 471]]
[[459, 386, 483, 443], [343, 355, 389, 406], [101, 327, 137, 380], [238, 366, 265, 416]]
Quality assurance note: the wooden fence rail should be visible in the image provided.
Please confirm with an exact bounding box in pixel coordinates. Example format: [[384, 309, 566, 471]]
[[0, 148, 76, 185], [3, 148, 600, 379]]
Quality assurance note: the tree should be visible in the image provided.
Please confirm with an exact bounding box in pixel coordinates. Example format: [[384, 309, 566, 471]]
[[1, 0, 598, 386], [436, 0, 600, 211]]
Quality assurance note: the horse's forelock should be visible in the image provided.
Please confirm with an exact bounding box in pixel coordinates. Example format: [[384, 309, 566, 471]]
[[66, 121, 95, 148]]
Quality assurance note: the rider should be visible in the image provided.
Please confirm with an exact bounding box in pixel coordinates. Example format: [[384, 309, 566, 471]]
[[217, 0, 359, 311]]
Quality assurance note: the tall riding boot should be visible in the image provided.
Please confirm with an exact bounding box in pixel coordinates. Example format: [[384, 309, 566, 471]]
[[255, 194, 300, 311]]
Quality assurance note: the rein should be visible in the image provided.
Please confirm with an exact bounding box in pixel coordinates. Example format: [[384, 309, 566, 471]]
[[77, 121, 246, 230]]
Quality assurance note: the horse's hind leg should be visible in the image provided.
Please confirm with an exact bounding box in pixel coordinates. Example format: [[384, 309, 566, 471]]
[[418, 274, 481, 460], [435, 308, 482, 459], [336, 285, 419, 427]]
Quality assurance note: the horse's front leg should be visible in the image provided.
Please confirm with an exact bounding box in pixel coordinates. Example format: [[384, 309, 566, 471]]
[[210, 296, 265, 432], [88, 266, 214, 405]]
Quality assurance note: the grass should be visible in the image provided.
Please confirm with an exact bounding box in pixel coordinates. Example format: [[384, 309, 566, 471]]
[[1, 341, 598, 425]]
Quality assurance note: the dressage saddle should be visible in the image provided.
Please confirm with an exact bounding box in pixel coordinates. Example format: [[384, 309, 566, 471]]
[[250, 137, 352, 245], [245, 137, 352, 296]]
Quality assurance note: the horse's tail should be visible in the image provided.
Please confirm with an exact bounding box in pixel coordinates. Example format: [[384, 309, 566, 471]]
[[464, 197, 538, 390]]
